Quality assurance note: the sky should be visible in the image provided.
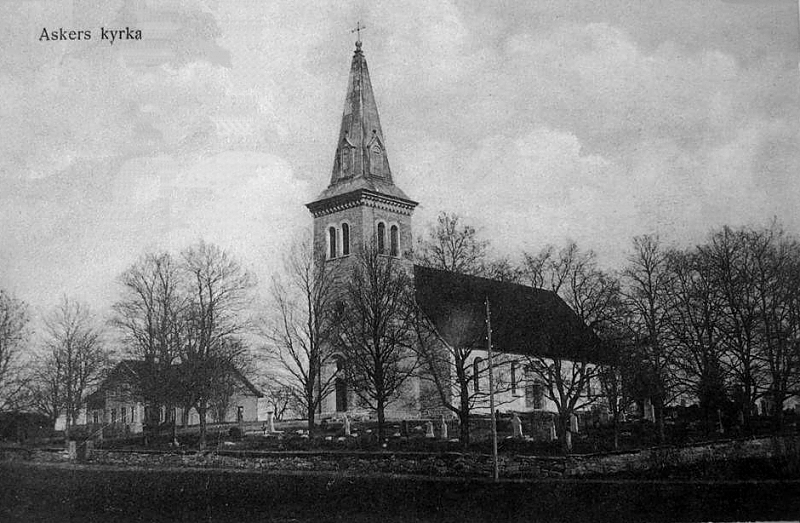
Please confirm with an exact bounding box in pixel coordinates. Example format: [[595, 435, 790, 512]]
[[1, 0, 799, 325]]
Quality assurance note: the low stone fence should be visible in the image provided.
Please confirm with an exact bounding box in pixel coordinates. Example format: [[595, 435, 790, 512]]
[[4, 435, 798, 479]]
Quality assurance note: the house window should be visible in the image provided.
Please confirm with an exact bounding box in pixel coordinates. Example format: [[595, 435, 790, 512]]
[[377, 222, 386, 254], [93, 411, 99, 425], [328, 226, 337, 259], [389, 225, 399, 257], [473, 358, 483, 392], [342, 223, 350, 256]]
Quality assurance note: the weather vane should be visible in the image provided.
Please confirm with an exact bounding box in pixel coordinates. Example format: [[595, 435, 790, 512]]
[[351, 21, 366, 43]]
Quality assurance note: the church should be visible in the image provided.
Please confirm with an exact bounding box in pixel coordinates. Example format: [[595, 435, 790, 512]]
[[306, 37, 606, 423]]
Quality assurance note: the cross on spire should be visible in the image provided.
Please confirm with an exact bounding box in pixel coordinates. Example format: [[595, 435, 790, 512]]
[[351, 21, 366, 44]]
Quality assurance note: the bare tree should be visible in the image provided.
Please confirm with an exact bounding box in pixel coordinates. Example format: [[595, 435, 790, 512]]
[[702, 227, 765, 426], [413, 304, 512, 446], [664, 248, 729, 433], [264, 384, 298, 421], [0, 290, 29, 413], [42, 297, 109, 439], [112, 251, 186, 440], [413, 212, 517, 445], [181, 241, 255, 447], [264, 237, 339, 435], [622, 234, 677, 442], [521, 241, 620, 450], [338, 244, 417, 440], [27, 352, 64, 426], [415, 212, 490, 275], [745, 224, 800, 428]]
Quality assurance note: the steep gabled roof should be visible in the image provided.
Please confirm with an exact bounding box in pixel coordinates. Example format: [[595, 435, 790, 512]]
[[90, 359, 264, 400], [413, 265, 608, 364]]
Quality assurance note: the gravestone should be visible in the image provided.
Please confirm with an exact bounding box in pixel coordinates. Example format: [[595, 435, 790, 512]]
[[401, 419, 409, 437], [268, 411, 276, 433], [439, 415, 448, 440], [67, 440, 77, 461], [549, 421, 557, 441], [570, 413, 579, 433], [84, 440, 94, 460], [425, 420, 435, 438], [343, 413, 351, 437], [644, 399, 655, 422], [511, 414, 523, 439]]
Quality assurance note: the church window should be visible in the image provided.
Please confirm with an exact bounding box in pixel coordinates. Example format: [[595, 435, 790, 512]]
[[342, 223, 350, 256], [377, 222, 386, 254], [121, 407, 127, 424], [370, 144, 383, 177], [92, 411, 99, 425], [111, 409, 117, 425], [390, 225, 399, 257], [511, 362, 518, 395], [328, 226, 337, 259], [473, 357, 483, 392]]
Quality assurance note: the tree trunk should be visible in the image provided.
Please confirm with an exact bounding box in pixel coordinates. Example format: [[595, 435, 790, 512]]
[[377, 400, 386, 442], [458, 380, 470, 447], [558, 414, 572, 454], [197, 406, 207, 449], [307, 404, 316, 437]]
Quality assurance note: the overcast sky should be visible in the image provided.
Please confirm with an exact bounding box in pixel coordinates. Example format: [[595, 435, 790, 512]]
[[1, 0, 798, 322]]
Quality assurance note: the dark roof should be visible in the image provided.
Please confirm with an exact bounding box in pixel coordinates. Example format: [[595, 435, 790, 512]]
[[413, 265, 608, 363], [91, 359, 264, 399]]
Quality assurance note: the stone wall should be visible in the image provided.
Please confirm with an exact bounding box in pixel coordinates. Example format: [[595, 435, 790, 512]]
[[5, 435, 798, 479]]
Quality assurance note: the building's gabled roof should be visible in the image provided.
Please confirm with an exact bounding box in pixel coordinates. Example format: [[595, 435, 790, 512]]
[[413, 265, 608, 364], [87, 359, 264, 406]]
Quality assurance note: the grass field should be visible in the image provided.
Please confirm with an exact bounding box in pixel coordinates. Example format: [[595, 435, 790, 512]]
[[1, 461, 799, 522]]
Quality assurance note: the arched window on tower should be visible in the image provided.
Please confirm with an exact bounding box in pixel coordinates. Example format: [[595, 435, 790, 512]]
[[328, 226, 337, 259], [377, 222, 386, 254], [342, 223, 350, 256], [473, 357, 483, 392], [389, 225, 399, 257]]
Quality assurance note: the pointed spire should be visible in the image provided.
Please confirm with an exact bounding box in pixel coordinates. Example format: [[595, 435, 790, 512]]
[[329, 39, 393, 186]]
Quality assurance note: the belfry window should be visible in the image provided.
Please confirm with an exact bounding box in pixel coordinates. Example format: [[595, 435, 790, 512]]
[[328, 227, 337, 259], [342, 223, 350, 256], [377, 222, 386, 254], [389, 225, 399, 257]]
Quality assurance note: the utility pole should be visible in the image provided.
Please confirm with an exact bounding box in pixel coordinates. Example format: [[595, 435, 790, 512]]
[[486, 297, 499, 482]]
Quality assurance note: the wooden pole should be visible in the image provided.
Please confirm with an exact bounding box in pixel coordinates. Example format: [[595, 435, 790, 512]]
[[486, 297, 499, 482]]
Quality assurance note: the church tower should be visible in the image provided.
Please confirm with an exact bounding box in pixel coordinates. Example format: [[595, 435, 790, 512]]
[[306, 39, 417, 268]]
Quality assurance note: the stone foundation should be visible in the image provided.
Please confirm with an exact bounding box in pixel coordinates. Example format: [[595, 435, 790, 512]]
[[4, 435, 797, 479]]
